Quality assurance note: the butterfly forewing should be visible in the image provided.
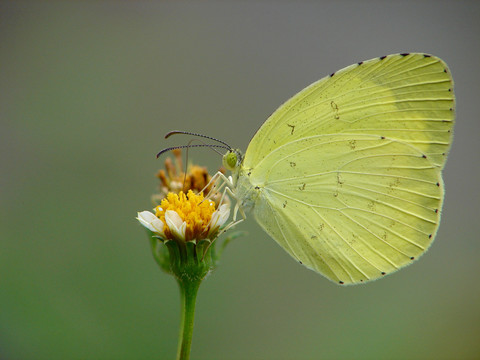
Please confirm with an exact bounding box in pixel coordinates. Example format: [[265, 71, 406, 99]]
[[244, 54, 454, 170]]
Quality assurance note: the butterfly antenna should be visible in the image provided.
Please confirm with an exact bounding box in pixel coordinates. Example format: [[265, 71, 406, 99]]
[[165, 130, 232, 149], [156, 144, 229, 158]]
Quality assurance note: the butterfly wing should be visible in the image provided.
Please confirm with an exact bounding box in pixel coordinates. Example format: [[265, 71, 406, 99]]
[[240, 53, 454, 284]]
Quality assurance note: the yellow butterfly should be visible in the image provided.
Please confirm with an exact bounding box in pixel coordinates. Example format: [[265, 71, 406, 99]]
[[171, 53, 455, 285]]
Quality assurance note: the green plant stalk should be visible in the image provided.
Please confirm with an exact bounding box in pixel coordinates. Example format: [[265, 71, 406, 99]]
[[150, 234, 240, 359], [176, 277, 201, 360]]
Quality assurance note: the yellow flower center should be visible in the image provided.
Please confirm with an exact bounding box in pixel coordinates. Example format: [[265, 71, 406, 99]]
[[155, 190, 216, 241]]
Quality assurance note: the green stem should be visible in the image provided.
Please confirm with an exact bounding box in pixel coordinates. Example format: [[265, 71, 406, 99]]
[[176, 278, 201, 360]]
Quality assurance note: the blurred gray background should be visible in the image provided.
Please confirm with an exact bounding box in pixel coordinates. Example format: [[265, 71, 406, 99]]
[[1, 2, 479, 359]]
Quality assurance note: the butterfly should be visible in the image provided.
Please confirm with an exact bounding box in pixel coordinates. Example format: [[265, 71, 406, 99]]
[[167, 53, 455, 285]]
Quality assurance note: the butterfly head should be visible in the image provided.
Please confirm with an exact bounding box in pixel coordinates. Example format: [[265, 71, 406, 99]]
[[222, 149, 243, 171]]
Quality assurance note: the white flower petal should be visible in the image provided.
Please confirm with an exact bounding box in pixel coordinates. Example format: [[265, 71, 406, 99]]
[[165, 210, 186, 241], [165, 209, 183, 228], [207, 213, 220, 234], [178, 222, 187, 240], [207, 204, 230, 236], [217, 204, 230, 225], [137, 211, 165, 236]]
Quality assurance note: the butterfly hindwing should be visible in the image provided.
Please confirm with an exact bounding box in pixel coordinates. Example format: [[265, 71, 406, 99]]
[[251, 134, 443, 284]]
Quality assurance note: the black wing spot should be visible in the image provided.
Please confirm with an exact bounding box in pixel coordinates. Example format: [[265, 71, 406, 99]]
[[448, 88, 452, 92], [436, 182, 440, 187], [449, 108, 453, 111], [358, 61, 363, 65], [423, 54, 431, 58], [330, 72, 335, 77], [360, 279, 364, 282], [330, 101, 340, 119], [444, 69, 448, 73], [380, 55, 387, 60], [247, 171, 251, 176], [299, 261, 303, 265], [336, 173, 344, 185], [410, 256, 415, 260], [255, 186, 260, 190], [422, 154, 427, 159], [442, 152, 446, 156], [434, 209, 439, 213], [381, 136, 386, 139], [400, 53, 410, 57], [381, 272, 386, 275], [339, 281, 344, 285], [428, 234, 432, 239], [287, 124, 295, 135]]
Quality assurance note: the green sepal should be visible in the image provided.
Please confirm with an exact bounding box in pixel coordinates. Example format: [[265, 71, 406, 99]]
[[146, 228, 244, 281], [147, 230, 173, 274], [164, 239, 217, 283]]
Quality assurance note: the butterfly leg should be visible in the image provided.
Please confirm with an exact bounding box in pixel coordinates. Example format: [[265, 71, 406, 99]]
[[216, 187, 246, 235], [200, 171, 247, 233], [201, 171, 234, 199]]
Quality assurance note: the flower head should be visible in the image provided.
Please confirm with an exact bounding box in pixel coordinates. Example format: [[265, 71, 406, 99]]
[[137, 149, 238, 282], [138, 190, 230, 242]]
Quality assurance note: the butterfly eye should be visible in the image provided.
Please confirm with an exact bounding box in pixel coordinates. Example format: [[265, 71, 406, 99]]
[[222, 151, 238, 170]]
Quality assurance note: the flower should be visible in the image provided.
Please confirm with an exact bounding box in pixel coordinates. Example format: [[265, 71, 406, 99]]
[[137, 149, 238, 285], [136, 168, 234, 360], [137, 190, 230, 242]]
